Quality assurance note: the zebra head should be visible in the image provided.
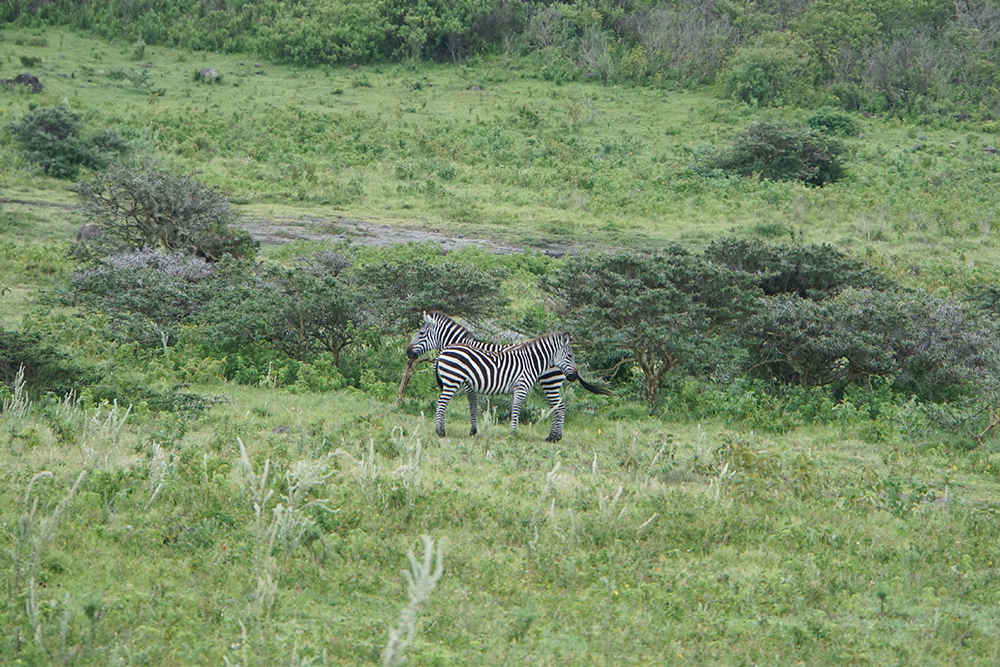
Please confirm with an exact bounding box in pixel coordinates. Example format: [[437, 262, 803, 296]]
[[406, 311, 439, 359], [407, 311, 471, 359], [549, 332, 579, 382]]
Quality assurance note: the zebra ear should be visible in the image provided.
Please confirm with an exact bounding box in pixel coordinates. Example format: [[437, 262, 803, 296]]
[[565, 332, 574, 342], [423, 311, 433, 322]]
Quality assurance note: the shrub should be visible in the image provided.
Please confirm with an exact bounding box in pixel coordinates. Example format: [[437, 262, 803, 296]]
[[704, 237, 891, 300], [352, 257, 508, 334], [789, 0, 881, 80], [5, 106, 128, 179], [806, 108, 859, 136], [744, 290, 903, 388], [861, 33, 942, 113], [702, 121, 846, 186], [542, 248, 759, 407], [63, 250, 218, 347], [192, 259, 370, 366], [721, 32, 819, 107], [71, 164, 257, 260], [744, 288, 1000, 400], [0, 328, 84, 398]]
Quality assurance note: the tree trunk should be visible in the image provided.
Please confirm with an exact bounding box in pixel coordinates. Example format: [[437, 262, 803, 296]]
[[397, 356, 421, 407]]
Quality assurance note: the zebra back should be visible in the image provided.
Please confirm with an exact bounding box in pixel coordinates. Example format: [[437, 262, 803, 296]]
[[407, 310, 507, 358], [435, 332, 576, 394]]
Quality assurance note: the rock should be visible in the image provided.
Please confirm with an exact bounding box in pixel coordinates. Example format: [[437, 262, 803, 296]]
[[76, 223, 102, 241], [0, 72, 44, 92], [197, 67, 220, 83]]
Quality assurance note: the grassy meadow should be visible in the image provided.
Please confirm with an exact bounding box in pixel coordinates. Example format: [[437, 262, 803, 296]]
[[3, 26, 1000, 666]]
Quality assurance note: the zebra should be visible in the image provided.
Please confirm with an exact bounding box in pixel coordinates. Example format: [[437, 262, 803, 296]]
[[433, 331, 588, 442], [406, 310, 567, 398], [406, 310, 609, 420]]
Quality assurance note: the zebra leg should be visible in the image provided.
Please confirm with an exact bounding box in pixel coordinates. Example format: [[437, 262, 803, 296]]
[[435, 382, 460, 437], [466, 384, 479, 436], [509, 384, 530, 434], [546, 399, 567, 442], [541, 380, 566, 442]]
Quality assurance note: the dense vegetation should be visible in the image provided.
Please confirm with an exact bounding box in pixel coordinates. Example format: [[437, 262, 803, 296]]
[[5, 0, 1000, 117], [3, 11, 1000, 665]]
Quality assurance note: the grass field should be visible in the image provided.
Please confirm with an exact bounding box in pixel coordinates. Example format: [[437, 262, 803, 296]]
[[3, 26, 1000, 666]]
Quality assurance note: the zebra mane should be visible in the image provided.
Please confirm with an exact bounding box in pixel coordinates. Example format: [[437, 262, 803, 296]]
[[425, 310, 472, 332], [507, 331, 571, 351]]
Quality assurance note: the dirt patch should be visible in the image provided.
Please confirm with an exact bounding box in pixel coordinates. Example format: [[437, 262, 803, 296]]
[[1, 198, 578, 256], [241, 214, 577, 256]]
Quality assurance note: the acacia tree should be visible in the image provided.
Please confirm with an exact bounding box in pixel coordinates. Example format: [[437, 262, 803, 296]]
[[746, 287, 1000, 400], [352, 257, 508, 334], [542, 248, 759, 408], [71, 163, 257, 260]]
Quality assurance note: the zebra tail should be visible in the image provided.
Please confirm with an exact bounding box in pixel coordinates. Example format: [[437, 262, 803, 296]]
[[576, 374, 612, 396]]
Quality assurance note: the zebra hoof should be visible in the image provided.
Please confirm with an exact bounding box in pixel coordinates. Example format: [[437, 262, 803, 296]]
[[545, 434, 563, 443], [436, 427, 446, 437], [469, 428, 477, 436]]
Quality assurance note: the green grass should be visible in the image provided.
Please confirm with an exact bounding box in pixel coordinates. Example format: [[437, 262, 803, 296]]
[[4, 26, 1000, 666], [4, 28, 1000, 268], [3, 383, 1000, 665]]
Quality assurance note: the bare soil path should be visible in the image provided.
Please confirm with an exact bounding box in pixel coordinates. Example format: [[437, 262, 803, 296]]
[[1, 197, 577, 256], [240, 213, 577, 256]]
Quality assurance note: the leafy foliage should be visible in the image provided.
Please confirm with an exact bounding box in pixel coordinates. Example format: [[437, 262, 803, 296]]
[[8, 0, 1000, 115], [704, 238, 891, 300], [0, 327, 83, 397], [721, 33, 819, 107], [225, 264, 366, 364], [701, 121, 846, 187], [806, 108, 860, 136], [351, 257, 508, 333], [790, 0, 882, 80], [4, 106, 127, 178], [71, 164, 257, 260], [543, 248, 759, 407], [744, 288, 1000, 400], [64, 250, 217, 347], [60, 244, 508, 388]]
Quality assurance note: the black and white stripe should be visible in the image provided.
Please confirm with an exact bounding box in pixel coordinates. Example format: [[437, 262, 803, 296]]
[[433, 332, 580, 442], [407, 310, 566, 407], [407, 311, 609, 441]]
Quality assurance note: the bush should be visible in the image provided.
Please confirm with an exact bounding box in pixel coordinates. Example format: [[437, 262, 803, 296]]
[[744, 290, 903, 388], [72, 164, 257, 260], [721, 32, 819, 107], [704, 237, 891, 300], [64, 250, 218, 347], [542, 248, 759, 407], [5, 106, 128, 179], [702, 121, 846, 186], [789, 0, 881, 80], [0, 328, 84, 398], [744, 288, 1000, 400], [806, 108, 859, 136], [351, 257, 508, 334]]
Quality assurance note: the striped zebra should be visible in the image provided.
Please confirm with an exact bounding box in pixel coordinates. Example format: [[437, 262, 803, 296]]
[[433, 331, 588, 442], [407, 310, 566, 400], [406, 311, 609, 427]]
